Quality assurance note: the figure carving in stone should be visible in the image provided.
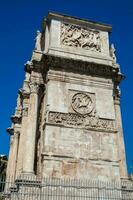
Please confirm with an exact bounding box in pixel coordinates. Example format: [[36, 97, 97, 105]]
[[48, 111, 116, 132], [110, 44, 117, 63], [15, 94, 22, 116], [22, 107, 28, 117], [30, 82, 39, 94], [72, 93, 94, 115], [10, 135, 14, 146], [35, 30, 42, 51], [61, 23, 101, 52], [25, 72, 30, 82]]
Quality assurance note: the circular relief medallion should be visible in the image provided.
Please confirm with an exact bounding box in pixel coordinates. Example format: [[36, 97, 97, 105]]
[[72, 93, 94, 115]]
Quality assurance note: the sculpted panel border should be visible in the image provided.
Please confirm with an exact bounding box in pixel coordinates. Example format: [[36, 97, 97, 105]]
[[47, 111, 116, 132]]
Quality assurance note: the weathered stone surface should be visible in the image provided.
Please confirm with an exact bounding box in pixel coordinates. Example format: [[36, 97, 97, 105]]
[[46, 14, 112, 66], [7, 12, 128, 183], [41, 124, 119, 179], [46, 78, 115, 120], [61, 23, 101, 52], [47, 112, 116, 132]]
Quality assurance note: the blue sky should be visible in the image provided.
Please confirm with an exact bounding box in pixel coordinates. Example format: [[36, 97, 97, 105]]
[[0, 0, 133, 174]]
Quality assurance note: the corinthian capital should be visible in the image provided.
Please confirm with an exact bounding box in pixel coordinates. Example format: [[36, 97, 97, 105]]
[[7, 127, 14, 135], [30, 82, 39, 94], [11, 115, 21, 124]]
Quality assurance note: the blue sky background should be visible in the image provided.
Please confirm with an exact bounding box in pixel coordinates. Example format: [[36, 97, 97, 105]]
[[0, 0, 133, 174]]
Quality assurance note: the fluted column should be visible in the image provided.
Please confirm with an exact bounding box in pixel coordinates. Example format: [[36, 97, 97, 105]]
[[22, 82, 39, 174], [114, 89, 128, 178]]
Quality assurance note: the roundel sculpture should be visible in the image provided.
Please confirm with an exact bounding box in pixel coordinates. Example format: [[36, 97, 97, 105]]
[[71, 93, 94, 115]]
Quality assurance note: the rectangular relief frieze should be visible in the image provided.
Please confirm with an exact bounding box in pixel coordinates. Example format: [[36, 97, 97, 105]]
[[47, 111, 116, 132], [61, 23, 101, 52]]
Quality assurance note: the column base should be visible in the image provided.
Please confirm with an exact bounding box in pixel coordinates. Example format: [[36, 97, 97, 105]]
[[16, 171, 36, 181]]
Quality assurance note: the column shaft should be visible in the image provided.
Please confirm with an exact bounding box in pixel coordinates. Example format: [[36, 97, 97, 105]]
[[114, 98, 128, 177], [6, 135, 14, 178], [22, 83, 39, 174], [11, 132, 19, 179], [16, 100, 29, 177]]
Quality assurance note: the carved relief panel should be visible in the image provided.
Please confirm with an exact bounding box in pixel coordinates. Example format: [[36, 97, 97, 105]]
[[47, 90, 116, 132], [61, 23, 101, 52], [48, 18, 111, 66], [72, 93, 94, 115], [69, 90, 96, 116]]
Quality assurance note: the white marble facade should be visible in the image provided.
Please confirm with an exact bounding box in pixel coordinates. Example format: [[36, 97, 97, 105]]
[[7, 12, 127, 181]]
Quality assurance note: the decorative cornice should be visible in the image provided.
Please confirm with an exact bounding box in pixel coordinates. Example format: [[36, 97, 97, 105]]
[[113, 72, 125, 103], [6, 127, 14, 135], [24, 61, 33, 73], [19, 89, 30, 99], [11, 115, 21, 124], [24, 59, 43, 73], [46, 12, 112, 32], [29, 82, 40, 94], [43, 54, 123, 80], [116, 72, 125, 83]]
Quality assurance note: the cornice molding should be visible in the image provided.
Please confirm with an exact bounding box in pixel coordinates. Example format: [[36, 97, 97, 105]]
[[11, 115, 21, 124], [24, 59, 43, 73], [19, 89, 30, 99], [6, 127, 14, 135], [43, 54, 124, 82]]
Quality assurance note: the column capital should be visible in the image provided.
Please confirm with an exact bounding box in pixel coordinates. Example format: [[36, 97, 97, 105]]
[[19, 89, 30, 99], [7, 127, 14, 135], [22, 106, 29, 117], [11, 115, 21, 124], [24, 60, 33, 73], [7, 127, 21, 136], [113, 86, 121, 105], [30, 82, 40, 94], [14, 131, 20, 138], [24, 60, 42, 73]]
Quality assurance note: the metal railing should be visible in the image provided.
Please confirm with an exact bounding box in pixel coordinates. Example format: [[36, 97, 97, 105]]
[[0, 175, 133, 200]]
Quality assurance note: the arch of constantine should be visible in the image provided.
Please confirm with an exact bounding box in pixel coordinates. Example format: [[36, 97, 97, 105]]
[[5, 12, 133, 199]]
